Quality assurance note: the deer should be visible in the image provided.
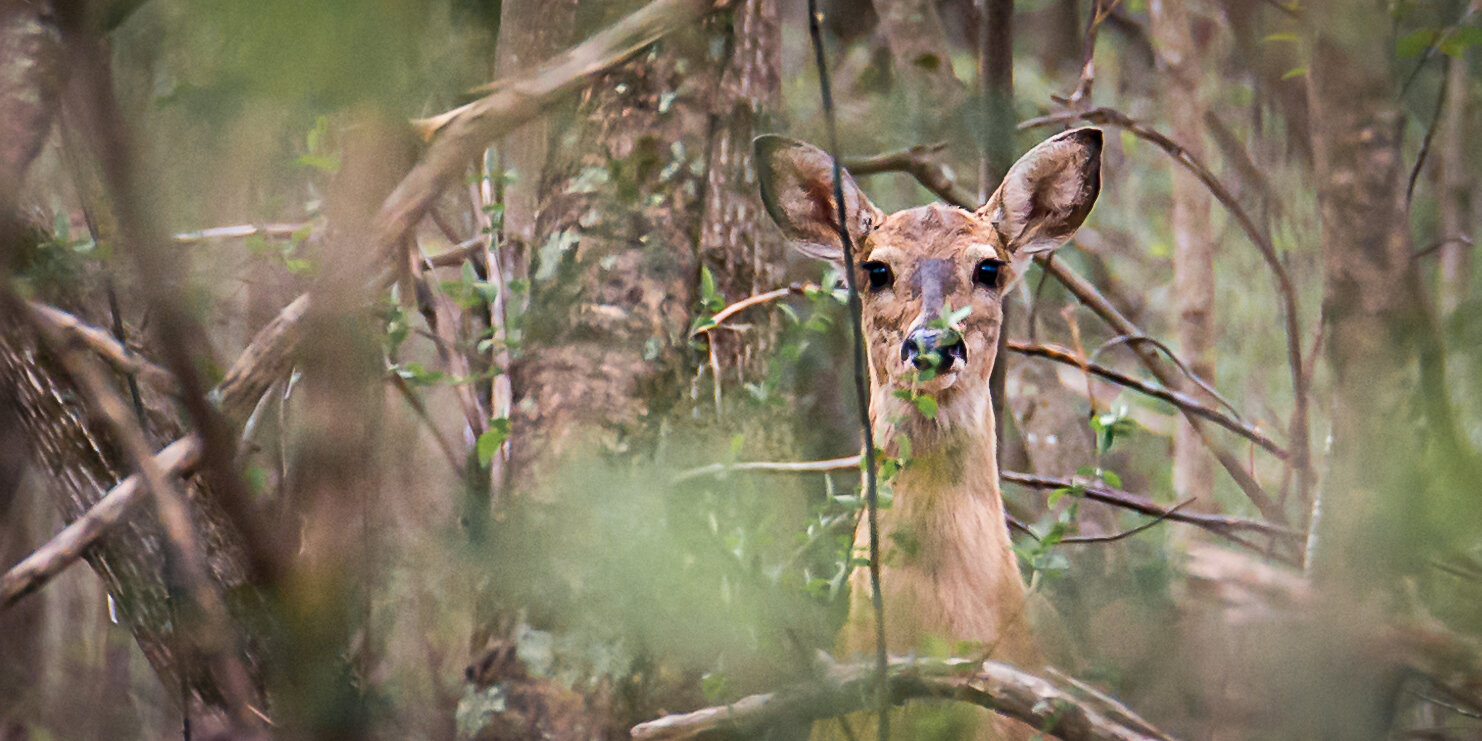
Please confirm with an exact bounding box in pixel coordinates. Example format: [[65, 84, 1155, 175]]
[[754, 127, 1102, 739]]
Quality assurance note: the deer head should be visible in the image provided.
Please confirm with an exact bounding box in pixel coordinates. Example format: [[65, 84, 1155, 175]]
[[755, 128, 1102, 438]]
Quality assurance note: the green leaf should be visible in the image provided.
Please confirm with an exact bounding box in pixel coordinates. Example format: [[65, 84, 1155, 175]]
[[476, 418, 512, 467], [913, 395, 938, 419], [1279, 66, 1307, 80], [1101, 470, 1123, 489], [1396, 28, 1436, 59], [1260, 32, 1301, 44]]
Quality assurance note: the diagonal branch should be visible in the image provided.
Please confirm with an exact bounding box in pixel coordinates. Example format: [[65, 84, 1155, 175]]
[[672, 456, 1298, 557], [1009, 340, 1287, 459], [1020, 105, 1311, 520], [28, 302, 177, 394]]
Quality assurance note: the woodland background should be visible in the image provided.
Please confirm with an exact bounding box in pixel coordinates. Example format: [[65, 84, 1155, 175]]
[[2, 0, 1481, 739]]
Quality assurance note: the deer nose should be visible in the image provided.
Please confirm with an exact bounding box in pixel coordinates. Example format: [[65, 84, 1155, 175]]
[[901, 327, 967, 372]]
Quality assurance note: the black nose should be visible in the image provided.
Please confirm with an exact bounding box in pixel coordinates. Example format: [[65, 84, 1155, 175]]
[[901, 327, 967, 372]]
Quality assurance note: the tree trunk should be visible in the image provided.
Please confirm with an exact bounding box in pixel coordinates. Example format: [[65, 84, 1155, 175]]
[[1302, 5, 1418, 736], [1437, 57, 1472, 317], [1148, 0, 1215, 505]]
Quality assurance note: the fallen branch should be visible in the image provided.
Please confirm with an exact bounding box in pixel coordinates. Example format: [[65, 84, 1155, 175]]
[[1009, 340, 1286, 459], [0, 437, 200, 608], [630, 655, 1162, 741]]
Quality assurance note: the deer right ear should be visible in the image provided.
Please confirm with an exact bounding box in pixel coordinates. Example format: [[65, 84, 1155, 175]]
[[754, 135, 880, 262]]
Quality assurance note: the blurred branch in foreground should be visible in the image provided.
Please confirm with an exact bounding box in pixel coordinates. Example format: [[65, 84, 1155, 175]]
[[631, 654, 1166, 741]]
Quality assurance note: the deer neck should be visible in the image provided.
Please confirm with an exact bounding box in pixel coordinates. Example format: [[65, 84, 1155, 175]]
[[873, 398, 1012, 572], [856, 388, 1033, 663]]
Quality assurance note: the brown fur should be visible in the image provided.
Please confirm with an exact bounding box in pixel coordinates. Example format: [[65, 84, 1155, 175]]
[[755, 129, 1102, 740]]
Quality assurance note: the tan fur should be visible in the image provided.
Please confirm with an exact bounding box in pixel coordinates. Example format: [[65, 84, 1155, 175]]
[[755, 129, 1102, 741]]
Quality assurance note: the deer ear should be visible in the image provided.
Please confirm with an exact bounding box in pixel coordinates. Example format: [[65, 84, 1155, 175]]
[[978, 127, 1102, 260], [754, 135, 881, 262]]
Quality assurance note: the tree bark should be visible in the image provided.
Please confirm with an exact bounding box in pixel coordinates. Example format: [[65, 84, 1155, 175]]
[[1148, 0, 1215, 506], [1302, 4, 1419, 737], [1437, 57, 1472, 317]]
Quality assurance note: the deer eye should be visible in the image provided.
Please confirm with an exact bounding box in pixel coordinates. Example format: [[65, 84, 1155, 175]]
[[974, 258, 1004, 288], [861, 261, 893, 291]]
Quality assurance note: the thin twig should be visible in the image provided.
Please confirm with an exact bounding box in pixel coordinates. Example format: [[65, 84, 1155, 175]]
[[1088, 334, 1245, 422], [672, 456, 1297, 557], [1059, 499, 1194, 544], [172, 223, 307, 243], [1409, 56, 1453, 209], [1021, 105, 1309, 520], [387, 371, 465, 474], [807, 2, 889, 735], [692, 282, 818, 335]]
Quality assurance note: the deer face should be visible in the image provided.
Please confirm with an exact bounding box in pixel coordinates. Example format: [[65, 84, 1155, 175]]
[[756, 128, 1102, 432]]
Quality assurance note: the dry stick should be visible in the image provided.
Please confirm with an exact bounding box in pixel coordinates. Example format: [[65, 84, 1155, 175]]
[[1019, 106, 1306, 526], [1407, 56, 1452, 209], [0, 438, 201, 607], [391, 0, 726, 260], [0, 292, 308, 610], [1089, 333, 1246, 423], [15, 297, 263, 732], [691, 282, 819, 335], [806, 2, 889, 737], [172, 223, 307, 243], [1044, 668, 1176, 741], [849, 141, 1290, 527], [1009, 341, 1286, 458], [29, 302, 176, 394], [629, 656, 1160, 741]]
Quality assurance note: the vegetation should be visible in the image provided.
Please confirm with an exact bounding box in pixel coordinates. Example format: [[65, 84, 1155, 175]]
[[1, 0, 1481, 739]]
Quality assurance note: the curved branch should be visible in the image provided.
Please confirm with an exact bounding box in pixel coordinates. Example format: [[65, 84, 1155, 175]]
[[672, 456, 1298, 557], [1020, 105, 1310, 518], [631, 655, 1162, 741], [1009, 340, 1287, 459]]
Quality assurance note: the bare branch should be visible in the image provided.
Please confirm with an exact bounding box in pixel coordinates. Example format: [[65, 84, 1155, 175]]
[[630, 655, 1162, 741], [28, 303, 176, 394], [1019, 105, 1311, 519], [14, 293, 263, 732], [1058, 499, 1194, 544], [692, 282, 819, 336], [389, 0, 727, 260], [672, 456, 1296, 556], [1009, 340, 1287, 459], [0, 437, 200, 608]]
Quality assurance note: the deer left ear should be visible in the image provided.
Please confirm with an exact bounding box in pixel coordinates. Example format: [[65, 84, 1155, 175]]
[[978, 127, 1102, 260]]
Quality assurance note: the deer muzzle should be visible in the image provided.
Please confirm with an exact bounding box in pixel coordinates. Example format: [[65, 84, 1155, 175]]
[[901, 327, 967, 373]]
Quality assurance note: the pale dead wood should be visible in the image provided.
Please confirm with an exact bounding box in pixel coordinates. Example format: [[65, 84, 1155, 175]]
[[691, 282, 820, 336], [630, 655, 1162, 741], [0, 437, 201, 608], [0, 290, 308, 610], [385, 0, 727, 260], [171, 222, 307, 243], [28, 302, 176, 394], [13, 295, 263, 732]]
